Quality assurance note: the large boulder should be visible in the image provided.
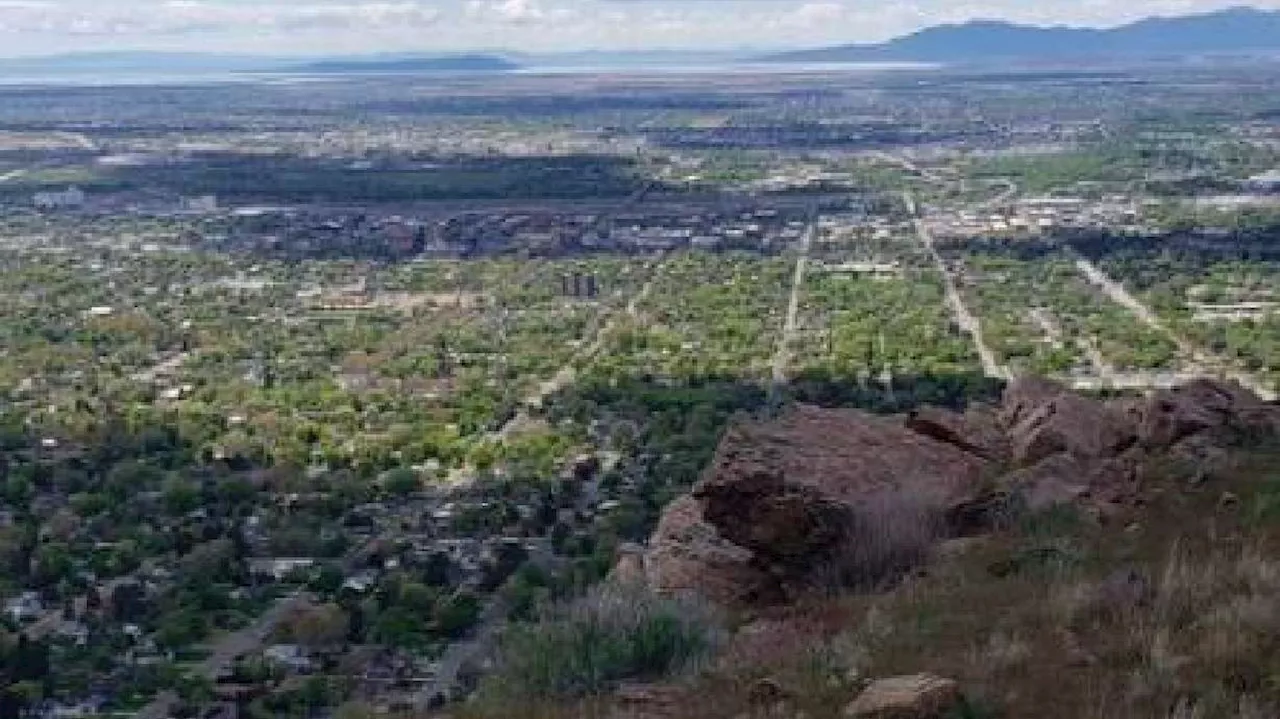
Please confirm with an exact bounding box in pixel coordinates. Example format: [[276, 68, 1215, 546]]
[[694, 405, 992, 567], [642, 495, 777, 606], [905, 405, 1011, 462], [1001, 377, 1137, 465], [1003, 453, 1093, 512], [1132, 379, 1279, 449], [843, 674, 962, 719], [636, 379, 1276, 609]]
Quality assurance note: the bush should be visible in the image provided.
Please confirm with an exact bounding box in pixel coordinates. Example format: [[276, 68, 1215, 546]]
[[819, 492, 941, 590], [481, 583, 722, 699]]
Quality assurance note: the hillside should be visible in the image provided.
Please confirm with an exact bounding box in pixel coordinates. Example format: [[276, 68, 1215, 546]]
[[766, 6, 1280, 64], [458, 378, 1280, 719]]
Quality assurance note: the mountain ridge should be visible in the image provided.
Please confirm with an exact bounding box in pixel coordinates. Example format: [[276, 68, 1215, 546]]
[[0, 52, 521, 76], [765, 6, 1280, 64]]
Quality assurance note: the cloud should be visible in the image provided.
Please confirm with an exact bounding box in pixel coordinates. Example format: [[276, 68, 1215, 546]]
[[465, 0, 576, 25], [470, 0, 545, 23], [2, 0, 1280, 55], [0, 1, 443, 37], [780, 1, 845, 28]]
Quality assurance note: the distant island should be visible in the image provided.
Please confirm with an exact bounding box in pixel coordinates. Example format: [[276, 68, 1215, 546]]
[[765, 6, 1280, 64], [292, 55, 520, 74]]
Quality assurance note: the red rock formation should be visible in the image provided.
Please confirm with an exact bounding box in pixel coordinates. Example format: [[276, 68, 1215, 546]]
[[905, 405, 1010, 462], [695, 405, 990, 563], [1000, 378, 1137, 465], [638, 378, 1278, 607], [642, 495, 777, 606]]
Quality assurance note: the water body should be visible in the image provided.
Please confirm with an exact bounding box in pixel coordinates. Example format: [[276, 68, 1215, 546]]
[[514, 61, 941, 76], [0, 61, 939, 87]]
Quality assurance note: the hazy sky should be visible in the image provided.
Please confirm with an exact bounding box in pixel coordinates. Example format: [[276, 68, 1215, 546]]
[[1, 0, 1279, 56]]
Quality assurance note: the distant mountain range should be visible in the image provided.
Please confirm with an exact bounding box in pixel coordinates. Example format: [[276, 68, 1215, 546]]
[[765, 6, 1280, 64], [4, 7, 1280, 78], [0, 51, 280, 74], [0, 52, 522, 76]]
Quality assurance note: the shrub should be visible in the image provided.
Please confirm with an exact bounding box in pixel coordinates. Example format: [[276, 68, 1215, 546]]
[[480, 582, 722, 700], [819, 492, 941, 590]]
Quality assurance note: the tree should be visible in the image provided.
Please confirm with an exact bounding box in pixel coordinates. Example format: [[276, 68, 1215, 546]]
[[371, 606, 425, 648], [0, 526, 29, 575], [176, 675, 214, 705], [155, 609, 208, 649], [1, 682, 42, 719], [215, 476, 257, 507], [421, 552, 454, 587], [179, 539, 235, 585], [286, 604, 348, 651], [308, 564, 344, 595], [31, 543, 73, 587], [111, 581, 149, 622], [163, 478, 201, 516], [104, 461, 163, 502], [435, 592, 482, 640], [382, 468, 418, 497], [334, 701, 378, 719]]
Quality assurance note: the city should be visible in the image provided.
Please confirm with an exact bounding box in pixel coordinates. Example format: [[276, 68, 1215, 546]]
[[0, 7, 1279, 719]]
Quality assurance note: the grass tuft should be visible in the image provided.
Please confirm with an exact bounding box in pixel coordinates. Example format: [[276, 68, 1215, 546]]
[[476, 582, 723, 703]]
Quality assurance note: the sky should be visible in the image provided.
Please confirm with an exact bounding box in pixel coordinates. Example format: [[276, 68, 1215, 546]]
[[0, 0, 1279, 57]]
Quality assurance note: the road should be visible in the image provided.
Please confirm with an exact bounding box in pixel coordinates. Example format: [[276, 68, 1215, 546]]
[[499, 263, 660, 438], [874, 151, 1017, 209], [770, 217, 814, 393], [1078, 337, 1120, 385], [425, 268, 673, 696], [130, 351, 193, 383], [881, 152, 1274, 397], [975, 178, 1019, 210], [55, 132, 97, 152], [135, 592, 312, 719], [871, 151, 949, 185], [1073, 255, 1277, 401], [439, 263, 666, 487], [1027, 308, 1064, 347], [906, 192, 1010, 381], [413, 596, 507, 709]]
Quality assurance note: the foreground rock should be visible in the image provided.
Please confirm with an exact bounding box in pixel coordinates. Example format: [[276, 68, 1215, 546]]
[[1131, 378, 1280, 449], [696, 405, 991, 562], [1000, 377, 1137, 465], [843, 674, 962, 719], [636, 378, 1278, 608], [642, 495, 777, 606], [905, 405, 1010, 462]]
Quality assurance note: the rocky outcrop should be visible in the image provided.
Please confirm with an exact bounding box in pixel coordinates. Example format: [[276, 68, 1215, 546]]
[[905, 405, 1010, 462], [1000, 377, 1137, 465], [638, 377, 1277, 607], [641, 495, 777, 606], [843, 674, 962, 719], [608, 543, 647, 585], [695, 406, 990, 562], [1132, 378, 1280, 449]]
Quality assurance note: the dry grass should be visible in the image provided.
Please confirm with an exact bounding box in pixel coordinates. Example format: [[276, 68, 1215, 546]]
[[819, 492, 943, 591], [465, 582, 723, 714], [453, 446, 1280, 719]]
